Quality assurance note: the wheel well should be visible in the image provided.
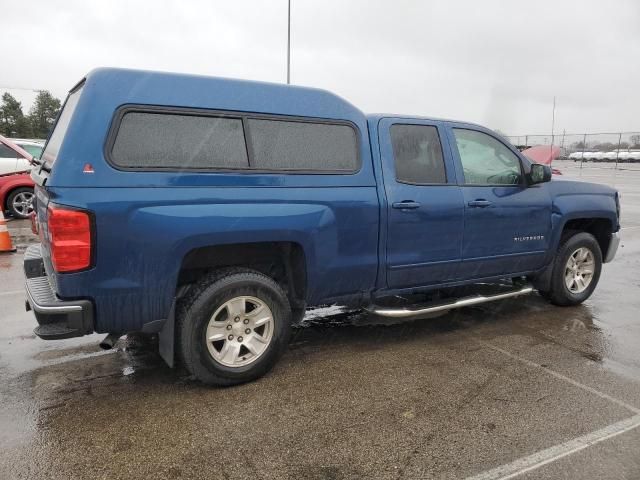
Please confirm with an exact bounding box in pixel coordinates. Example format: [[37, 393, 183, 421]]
[[177, 242, 307, 308], [562, 218, 612, 254]]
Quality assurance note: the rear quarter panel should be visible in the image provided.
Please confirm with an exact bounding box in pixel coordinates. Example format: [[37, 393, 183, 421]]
[[48, 185, 379, 333]]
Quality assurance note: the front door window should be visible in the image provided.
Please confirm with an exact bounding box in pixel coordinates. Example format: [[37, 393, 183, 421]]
[[453, 129, 521, 185]]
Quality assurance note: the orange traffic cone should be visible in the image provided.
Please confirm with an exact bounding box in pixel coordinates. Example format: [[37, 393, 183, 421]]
[[0, 211, 16, 253]]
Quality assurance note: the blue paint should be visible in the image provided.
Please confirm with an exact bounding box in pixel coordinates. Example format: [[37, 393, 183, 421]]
[[33, 68, 619, 334]]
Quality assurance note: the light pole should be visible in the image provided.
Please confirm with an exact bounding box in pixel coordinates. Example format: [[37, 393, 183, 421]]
[[286, 0, 291, 84], [550, 96, 556, 165]]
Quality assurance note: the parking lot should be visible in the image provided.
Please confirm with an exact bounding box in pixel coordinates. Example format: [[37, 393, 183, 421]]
[[1, 161, 639, 479]]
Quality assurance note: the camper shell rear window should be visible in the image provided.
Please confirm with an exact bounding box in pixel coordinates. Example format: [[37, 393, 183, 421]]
[[107, 106, 360, 174], [41, 84, 83, 166]]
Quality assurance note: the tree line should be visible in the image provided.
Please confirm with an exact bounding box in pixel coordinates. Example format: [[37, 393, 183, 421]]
[[571, 135, 640, 151], [0, 91, 62, 139]]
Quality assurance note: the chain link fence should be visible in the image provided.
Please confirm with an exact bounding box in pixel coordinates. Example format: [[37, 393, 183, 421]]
[[505, 132, 640, 170]]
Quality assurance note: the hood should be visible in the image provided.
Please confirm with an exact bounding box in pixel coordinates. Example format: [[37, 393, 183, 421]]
[[549, 177, 617, 196]]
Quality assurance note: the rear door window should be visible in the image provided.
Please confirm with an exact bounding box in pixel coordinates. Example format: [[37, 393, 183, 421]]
[[390, 124, 446, 184], [111, 112, 249, 169]]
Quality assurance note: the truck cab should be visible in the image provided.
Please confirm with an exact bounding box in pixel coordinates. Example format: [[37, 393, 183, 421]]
[[371, 116, 557, 290]]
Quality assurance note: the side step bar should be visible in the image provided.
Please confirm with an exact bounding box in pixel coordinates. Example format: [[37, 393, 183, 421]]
[[367, 284, 534, 318]]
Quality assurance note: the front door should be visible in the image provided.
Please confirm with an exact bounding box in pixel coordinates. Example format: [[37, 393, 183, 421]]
[[380, 118, 465, 289], [448, 126, 552, 278]]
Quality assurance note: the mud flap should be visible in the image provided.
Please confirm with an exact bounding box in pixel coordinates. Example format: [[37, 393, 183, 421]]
[[532, 261, 553, 292], [158, 301, 175, 368]]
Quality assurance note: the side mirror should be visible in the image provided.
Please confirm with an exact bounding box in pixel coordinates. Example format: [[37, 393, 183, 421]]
[[528, 163, 552, 185]]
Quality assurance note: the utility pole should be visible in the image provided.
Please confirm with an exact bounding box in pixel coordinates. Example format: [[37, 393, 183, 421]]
[[550, 96, 556, 166], [287, 0, 291, 84]]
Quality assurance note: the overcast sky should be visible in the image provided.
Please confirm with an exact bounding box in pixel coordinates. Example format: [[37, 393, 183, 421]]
[[2, 0, 639, 136]]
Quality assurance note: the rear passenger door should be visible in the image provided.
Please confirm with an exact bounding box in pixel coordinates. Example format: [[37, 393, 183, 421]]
[[379, 118, 465, 289]]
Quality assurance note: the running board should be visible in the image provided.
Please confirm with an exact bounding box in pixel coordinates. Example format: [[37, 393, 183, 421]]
[[367, 285, 534, 318]]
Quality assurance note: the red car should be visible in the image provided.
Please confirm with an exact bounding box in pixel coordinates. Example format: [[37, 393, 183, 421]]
[[0, 135, 35, 219], [521, 145, 563, 175]]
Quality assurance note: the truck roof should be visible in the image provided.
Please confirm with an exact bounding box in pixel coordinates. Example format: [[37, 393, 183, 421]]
[[366, 113, 484, 130], [81, 69, 480, 129]]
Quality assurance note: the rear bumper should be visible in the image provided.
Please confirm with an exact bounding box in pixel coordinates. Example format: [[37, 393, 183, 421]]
[[24, 244, 94, 340], [603, 231, 621, 263]]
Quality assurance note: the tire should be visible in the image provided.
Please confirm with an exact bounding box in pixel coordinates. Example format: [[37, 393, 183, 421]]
[[6, 187, 34, 219], [177, 268, 291, 386], [539, 232, 602, 306]]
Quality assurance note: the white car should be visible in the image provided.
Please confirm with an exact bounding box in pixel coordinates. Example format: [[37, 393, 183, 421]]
[[614, 151, 640, 162], [569, 152, 584, 161], [0, 139, 41, 175], [569, 151, 593, 161], [11, 139, 44, 160], [584, 151, 605, 161], [602, 151, 621, 162], [628, 151, 640, 162]]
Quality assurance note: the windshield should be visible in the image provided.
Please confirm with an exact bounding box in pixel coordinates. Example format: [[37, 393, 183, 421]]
[[40, 86, 83, 166], [20, 144, 43, 158]]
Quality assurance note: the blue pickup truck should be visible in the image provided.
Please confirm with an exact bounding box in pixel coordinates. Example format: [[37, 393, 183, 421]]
[[24, 68, 621, 385]]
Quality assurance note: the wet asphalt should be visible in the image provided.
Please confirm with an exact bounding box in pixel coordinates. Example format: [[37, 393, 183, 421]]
[[1, 161, 640, 480]]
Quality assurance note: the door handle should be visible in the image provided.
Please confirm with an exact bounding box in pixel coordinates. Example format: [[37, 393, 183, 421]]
[[392, 201, 421, 210], [468, 199, 492, 208]]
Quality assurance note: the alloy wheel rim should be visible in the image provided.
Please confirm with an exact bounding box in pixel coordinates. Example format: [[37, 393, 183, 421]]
[[564, 247, 595, 294], [205, 296, 274, 367], [12, 192, 34, 216]]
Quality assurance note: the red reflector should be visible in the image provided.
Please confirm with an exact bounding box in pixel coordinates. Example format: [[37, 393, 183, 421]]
[[83, 163, 94, 173], [47, 205, 92, 273], [29, 212, 38, 235]]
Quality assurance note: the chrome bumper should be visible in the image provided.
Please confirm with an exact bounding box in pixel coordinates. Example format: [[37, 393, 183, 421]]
[[604, 231, 620, 263]]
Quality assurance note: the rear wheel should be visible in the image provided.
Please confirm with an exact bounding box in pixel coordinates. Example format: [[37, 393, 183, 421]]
[[6, 187, 34, 219], [539, 232, 602, 306], [177, 269, 291, 386]]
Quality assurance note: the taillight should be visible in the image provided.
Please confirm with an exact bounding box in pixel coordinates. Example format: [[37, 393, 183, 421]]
[[47, 205, 93, 273]]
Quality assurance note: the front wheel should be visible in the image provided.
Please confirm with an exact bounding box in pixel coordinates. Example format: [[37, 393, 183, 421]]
[[177, 269, 291, 386], [539, 232, 602, 306]]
